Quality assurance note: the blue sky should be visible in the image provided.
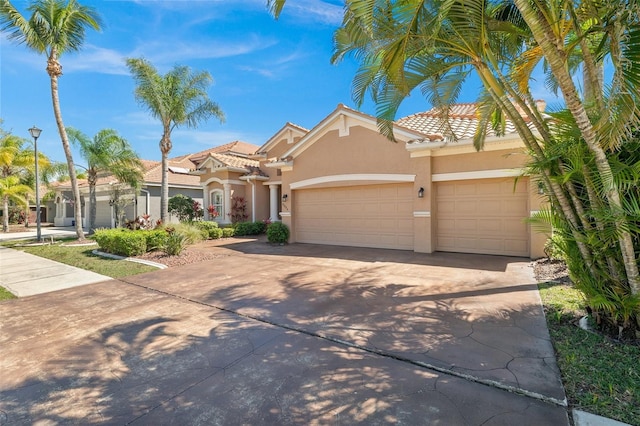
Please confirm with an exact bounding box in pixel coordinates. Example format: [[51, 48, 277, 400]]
[[1, 0, 558, 166]]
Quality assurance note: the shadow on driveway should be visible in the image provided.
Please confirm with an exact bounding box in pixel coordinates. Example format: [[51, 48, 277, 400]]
[[0, 239, 568, 424]]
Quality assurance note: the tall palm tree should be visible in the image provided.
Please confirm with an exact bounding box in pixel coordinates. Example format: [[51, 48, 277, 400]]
[[0, 0, 102, 241], [126, 58, 225, 222], [67, 128, 143, 233], [0, 175, 32, 232]]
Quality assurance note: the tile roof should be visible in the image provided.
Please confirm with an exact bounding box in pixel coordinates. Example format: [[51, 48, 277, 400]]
[[396, 103, 523, 141], [183, 140, 261, 165]]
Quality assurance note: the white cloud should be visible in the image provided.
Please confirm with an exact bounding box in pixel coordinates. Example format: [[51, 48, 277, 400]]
[[127, 33, 278, 71], [278, 0, 343, 26], [64, 44, 129, 75]]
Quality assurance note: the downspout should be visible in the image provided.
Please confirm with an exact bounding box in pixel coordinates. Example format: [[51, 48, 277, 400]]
[[250, 179, 256, 222], [139, 188, 150, 216]]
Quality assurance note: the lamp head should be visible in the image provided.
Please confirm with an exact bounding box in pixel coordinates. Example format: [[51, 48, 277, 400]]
[[29, 126, 42, 139]]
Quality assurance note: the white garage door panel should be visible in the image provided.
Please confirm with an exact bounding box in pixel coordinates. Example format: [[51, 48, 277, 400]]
[[436, 179, 529, 257], [295, 183, 413, 250]]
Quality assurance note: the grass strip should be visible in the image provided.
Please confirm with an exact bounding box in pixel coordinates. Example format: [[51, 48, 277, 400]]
[[10, 242, 158, 279], [539, 281, 640, 425]]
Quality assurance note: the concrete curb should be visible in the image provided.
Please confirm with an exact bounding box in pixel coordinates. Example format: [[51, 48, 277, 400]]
[[573, 410, 631, 426], [91, 250, 167, 269]]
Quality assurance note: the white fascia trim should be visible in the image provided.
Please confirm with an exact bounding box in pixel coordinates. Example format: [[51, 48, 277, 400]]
[[283, 109, 424, 160], [279, 211, 291, 217], [264, 161, 293, 169], [290, 174, 415, 190], [239, 175, 270, 182], [263, 180, 282, 186], [413, 211, 431, 218], [144, 183, 202, 189], [432, 169, 524, 182], [202, 177, 245, 186]]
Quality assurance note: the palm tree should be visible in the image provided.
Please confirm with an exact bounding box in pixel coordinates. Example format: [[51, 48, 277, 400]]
[[67, 128, 143, 233], [0, 175, 32, 232], [126, 58, 225, 222], [0, 0, 102, 241]]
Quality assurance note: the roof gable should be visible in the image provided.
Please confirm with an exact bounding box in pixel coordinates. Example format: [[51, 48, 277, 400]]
[[280, 104, 427, 160], [256, 122, 308, 158]]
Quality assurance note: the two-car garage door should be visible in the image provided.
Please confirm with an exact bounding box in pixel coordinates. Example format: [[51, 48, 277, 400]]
[[435, 178, 529, 257], [295, 183, 414, 250], [293, 179, 529, 257]]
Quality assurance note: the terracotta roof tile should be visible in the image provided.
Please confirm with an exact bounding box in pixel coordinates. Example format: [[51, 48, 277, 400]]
[[396, 103, 522, 141]]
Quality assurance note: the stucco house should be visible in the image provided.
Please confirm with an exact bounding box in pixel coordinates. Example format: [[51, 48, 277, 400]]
[[53, 103, 546, 259], [194, 103, 546, 258], [52, 141, 259, 229]]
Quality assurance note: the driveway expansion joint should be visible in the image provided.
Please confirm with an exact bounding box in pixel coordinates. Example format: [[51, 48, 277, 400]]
[[120, 277, 569, 410]]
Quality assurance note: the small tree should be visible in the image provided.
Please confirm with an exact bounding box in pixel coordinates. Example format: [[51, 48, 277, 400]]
[[168, 194, 202, 222], [229, 196, 248, 224], [110, 183, 135, 228]]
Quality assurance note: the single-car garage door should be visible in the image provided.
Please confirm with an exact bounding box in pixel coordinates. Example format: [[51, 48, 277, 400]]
[[295, 183, 414, 250], [436, 178, 529, 257]]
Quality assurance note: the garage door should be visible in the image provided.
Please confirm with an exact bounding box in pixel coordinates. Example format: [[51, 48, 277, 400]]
[[295, 183, 414, 250], [436, 178, 529, 256]]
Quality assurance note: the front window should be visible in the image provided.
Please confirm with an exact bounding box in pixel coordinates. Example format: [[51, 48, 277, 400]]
[[210, 190, 223, 221]]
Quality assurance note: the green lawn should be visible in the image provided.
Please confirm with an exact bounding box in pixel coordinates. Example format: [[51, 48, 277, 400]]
[[0, 286, 17, 301], [7, 241, 158, 279], [539, 281, 640, 425]]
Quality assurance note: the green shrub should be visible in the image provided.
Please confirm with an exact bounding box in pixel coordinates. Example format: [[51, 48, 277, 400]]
[[209, 227, 223, 239], [193, 221, 220, 239], [163, 232, 188, 255], [222, 227, 235, 238], [544, 233, 566, 261], [94, 228, 146, 256], [142, 229, 169, 251], [266, 222, 289, 244], [234, 221, 266, 236], [94, 228, 118, 253]]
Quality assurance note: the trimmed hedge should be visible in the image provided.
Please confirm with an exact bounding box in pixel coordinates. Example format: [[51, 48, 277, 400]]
[[222, 227, 235, 238], [94, 228, 147, 256], [142, 229, 169, 251], [233, 221, 266, 236], [209, 227, 223, 239], [193, 221, 220, 239]]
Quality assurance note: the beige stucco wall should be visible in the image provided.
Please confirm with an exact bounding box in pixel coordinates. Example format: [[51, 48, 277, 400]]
[[432, 146, 528, 174]]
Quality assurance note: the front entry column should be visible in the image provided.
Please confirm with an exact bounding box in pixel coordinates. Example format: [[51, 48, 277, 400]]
[[223, 183, 231, 223], [203, 187, 210, 220], [269, 184, 279, 221]]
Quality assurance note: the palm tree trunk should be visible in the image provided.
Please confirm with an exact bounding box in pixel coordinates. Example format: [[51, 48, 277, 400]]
[[48, 54, 85, 241], [160, 129, 171, 223], [2, 196, 8, 232], [89, 176, 96, 233], [514, 0, 640, 295]]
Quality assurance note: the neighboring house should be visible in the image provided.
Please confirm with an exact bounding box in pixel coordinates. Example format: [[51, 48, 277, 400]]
[[194, 103, 546, 258], [52, 141, 260, 229]]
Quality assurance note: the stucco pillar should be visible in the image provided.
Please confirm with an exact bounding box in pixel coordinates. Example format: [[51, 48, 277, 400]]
[[223, 183, 231, 223], [203, 187, 210, 220], [268, 184, 279, 221]]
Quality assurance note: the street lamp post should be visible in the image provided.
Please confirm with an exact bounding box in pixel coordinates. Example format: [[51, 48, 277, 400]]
[[28, 126, 42, 242]]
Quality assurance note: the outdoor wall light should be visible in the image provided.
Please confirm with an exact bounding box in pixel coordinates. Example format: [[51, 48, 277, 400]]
[[418, 187, 425, 198], [282, 194, 288, 202]]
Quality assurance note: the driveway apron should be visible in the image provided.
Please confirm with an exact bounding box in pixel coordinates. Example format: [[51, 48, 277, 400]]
[[0, 239, 568, 424]]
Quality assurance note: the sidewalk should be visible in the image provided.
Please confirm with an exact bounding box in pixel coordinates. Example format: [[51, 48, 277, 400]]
[[0, 226, 81, 242], [0, 246, 112, 297]]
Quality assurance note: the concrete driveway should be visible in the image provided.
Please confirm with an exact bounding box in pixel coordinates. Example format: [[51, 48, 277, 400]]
[[0, 238, 568, 425]]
